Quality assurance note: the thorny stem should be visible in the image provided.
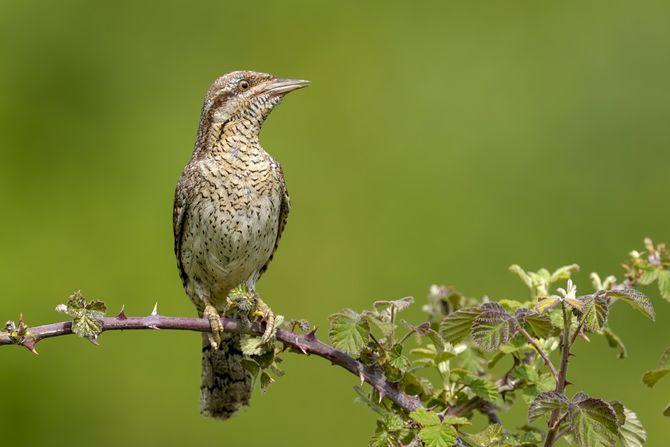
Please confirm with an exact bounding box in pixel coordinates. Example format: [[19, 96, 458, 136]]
[[543, 302, 574, 447], [0, 313, 422, 413], [518, 326, 560, 383]]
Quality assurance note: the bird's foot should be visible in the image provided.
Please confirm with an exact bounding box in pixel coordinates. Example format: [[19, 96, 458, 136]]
[[203, 303, 224, 350], [252, 295, 276, 346]]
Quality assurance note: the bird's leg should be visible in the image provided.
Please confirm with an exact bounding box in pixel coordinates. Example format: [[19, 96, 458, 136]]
[[202, 302, 224, 350], [252, 293, 276, 346]]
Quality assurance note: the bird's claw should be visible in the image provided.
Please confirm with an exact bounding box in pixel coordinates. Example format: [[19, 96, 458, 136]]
[[203, 304, 224, 350], [253, 296, 276, 347]]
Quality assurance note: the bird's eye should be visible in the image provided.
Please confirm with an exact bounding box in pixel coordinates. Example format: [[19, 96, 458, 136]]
[[238, 80, 250, 91]]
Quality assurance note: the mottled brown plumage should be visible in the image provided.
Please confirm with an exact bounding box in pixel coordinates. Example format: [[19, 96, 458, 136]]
[[173, 70, 308, 419]]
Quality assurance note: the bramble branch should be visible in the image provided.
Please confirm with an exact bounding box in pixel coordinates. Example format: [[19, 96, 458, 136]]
[[0, 310, 423, 414]]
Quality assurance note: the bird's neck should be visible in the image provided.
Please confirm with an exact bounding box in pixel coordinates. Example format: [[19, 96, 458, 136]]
[[194, 118, 264, 159]]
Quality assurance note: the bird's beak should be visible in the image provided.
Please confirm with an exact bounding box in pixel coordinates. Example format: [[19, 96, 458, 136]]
[[263, 78, 310, 96]]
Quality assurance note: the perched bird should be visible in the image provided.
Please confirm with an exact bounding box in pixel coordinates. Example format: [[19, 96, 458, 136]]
[[173, 70, 308, 419]]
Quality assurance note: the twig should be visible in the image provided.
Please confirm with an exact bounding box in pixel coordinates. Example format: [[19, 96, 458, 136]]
[[518, 326, 560, 383], [0, 313, 423, 413], [543, 302, 574, 447]]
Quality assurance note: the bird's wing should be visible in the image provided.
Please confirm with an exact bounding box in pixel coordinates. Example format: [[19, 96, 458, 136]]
[[258, 166, 290, 278], [173, 168, 193, 287]]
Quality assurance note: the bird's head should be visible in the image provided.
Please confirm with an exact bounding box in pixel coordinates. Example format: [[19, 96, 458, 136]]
[[200, 70, 309, 135]]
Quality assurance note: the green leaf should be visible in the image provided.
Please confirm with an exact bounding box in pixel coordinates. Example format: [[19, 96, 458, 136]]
[[71, 313, 103, 340], [568, 393, 619, 447], [373, 296, 415, 320], [606, 288, 655, 321], [659, 270, 670, 301], [328, 309, 370, 355], [550, 264, 581, 283], [410, 408, 441, 426], [618, 406, 647, 447], [56, 290, 108, 340], [536, 295, 560, 313], [468, 377, 499, 402], [382, 413, 406, 432], [239, 335, 267, 356], [642, 367, 670, 388], [461, 424, 504, 447], [370, 428, 395, 447], [602, 326, 627, 359], [363, 312, 395, 338], [418, 424, 457, 447], [518, 309, 552, 338], [637, 269, 659, 285], [578, 295, 609, 332], [259, 371, 274, 392], [509, 264, 533, 288], [440, 307, 481, 343], [471, 303, 518, 351], [388, 344, 411, 372], [528, 391, 569, 421], [441, 415, 470, 425]]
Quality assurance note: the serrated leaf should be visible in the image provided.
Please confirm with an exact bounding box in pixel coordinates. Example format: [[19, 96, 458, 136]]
[[618, 406, 646, 447], [579, 295, 609, 332], [418, 424, 457, 447], [71, 313, 103, 340], [410, 408, 441, 426], [520, 310, 552, 338], [388, 344, 411, 372], [658, 270, 670, 301], [369, 429, 395, 447], [569, 393, 619, 447], [373, 296, 414, 318], [329, 309, 369, 355], [468, 377, 499, 402], [528, 391, 569, 421], [536, 296, 560, 313], [382, 413, 406, 432], [602, 327, 627, 359], [239, 335, 266, 355], [471, 303, 518, 351], [607, 288, 655, 321], [86, 300, 107, 317], [440, 307, 481, 343], [642, 367, 670, 388]]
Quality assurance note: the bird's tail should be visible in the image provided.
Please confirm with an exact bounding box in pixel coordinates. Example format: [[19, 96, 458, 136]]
[[200, 332, 253, 420]]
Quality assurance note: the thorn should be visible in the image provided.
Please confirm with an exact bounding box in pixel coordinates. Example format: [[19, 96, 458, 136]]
[[116, 305, 127, 320], [305, 328, 317, 341], [564, 380, 573, 387], [148, 325, 160, 330], [569, 353, 576, 357], [22, 338, 39, 355], [151, 302, 159, 317], [359, 370, 365, 386], [378, 389, 385, 403], [87, 336, 99, 346]]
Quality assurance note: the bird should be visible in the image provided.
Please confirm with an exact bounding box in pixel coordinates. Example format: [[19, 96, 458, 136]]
[[173, 70, 308, 419]]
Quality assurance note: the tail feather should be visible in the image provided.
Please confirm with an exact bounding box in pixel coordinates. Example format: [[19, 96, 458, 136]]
[[200, 332, 252, 420]]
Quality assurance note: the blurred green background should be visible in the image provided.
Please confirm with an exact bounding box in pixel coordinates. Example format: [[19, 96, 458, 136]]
[[1, 0, 668, 445]]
